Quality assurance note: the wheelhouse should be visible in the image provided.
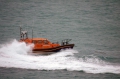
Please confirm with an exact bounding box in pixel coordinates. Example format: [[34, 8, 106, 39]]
[[32, 38, 51, 45]]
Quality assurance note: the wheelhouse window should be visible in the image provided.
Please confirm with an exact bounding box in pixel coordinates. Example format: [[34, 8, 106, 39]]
[[32, 40, 49, 44], [38, 40, 42, 44], [44, 40, 48, 44], [33, 40, 37, 44]]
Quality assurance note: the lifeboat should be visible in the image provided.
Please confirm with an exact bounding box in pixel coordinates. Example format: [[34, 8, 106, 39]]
[[19, 27, 74, 55]]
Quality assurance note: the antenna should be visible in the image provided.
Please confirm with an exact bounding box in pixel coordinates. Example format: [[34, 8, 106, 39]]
[[32, 19, 34, 42], [20, 25, 22, 39], [32, 29, 33, 42]]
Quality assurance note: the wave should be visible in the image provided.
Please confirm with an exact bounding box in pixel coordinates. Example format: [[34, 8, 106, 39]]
[[0, 39, 120, 74]]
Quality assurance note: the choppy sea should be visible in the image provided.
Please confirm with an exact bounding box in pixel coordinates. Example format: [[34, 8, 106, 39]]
[[0, 0, 120, 79]]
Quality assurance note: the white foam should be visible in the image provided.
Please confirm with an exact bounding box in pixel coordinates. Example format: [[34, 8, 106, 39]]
[[0, 39, 120, 74]]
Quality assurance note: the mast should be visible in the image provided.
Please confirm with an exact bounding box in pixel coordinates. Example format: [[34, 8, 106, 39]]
[[32, 19, 34, 43], [20, 26, 22, 39], [19, 26, 28, 40], [32, 29, 33, 42]]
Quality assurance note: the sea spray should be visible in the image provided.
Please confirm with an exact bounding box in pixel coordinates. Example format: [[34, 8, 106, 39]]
[[0, 39, 33, 55], [0, 39, 120, 74]]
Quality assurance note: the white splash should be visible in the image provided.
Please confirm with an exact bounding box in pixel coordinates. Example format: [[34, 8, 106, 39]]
[[0, 39, 120, 74]]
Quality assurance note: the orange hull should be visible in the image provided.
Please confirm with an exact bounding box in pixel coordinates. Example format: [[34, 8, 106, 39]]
[[33, 44, 74, 52], [32, 44, 74, 55]]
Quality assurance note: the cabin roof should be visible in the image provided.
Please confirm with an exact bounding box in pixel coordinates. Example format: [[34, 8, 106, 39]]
[[31, 38, 48, 41]]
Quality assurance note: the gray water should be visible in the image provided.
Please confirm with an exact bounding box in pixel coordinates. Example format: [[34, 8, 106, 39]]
[[0, 0, 120, 79]]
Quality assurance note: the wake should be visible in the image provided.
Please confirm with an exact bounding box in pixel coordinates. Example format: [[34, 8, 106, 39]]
[[0, 39, 120, 74]]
